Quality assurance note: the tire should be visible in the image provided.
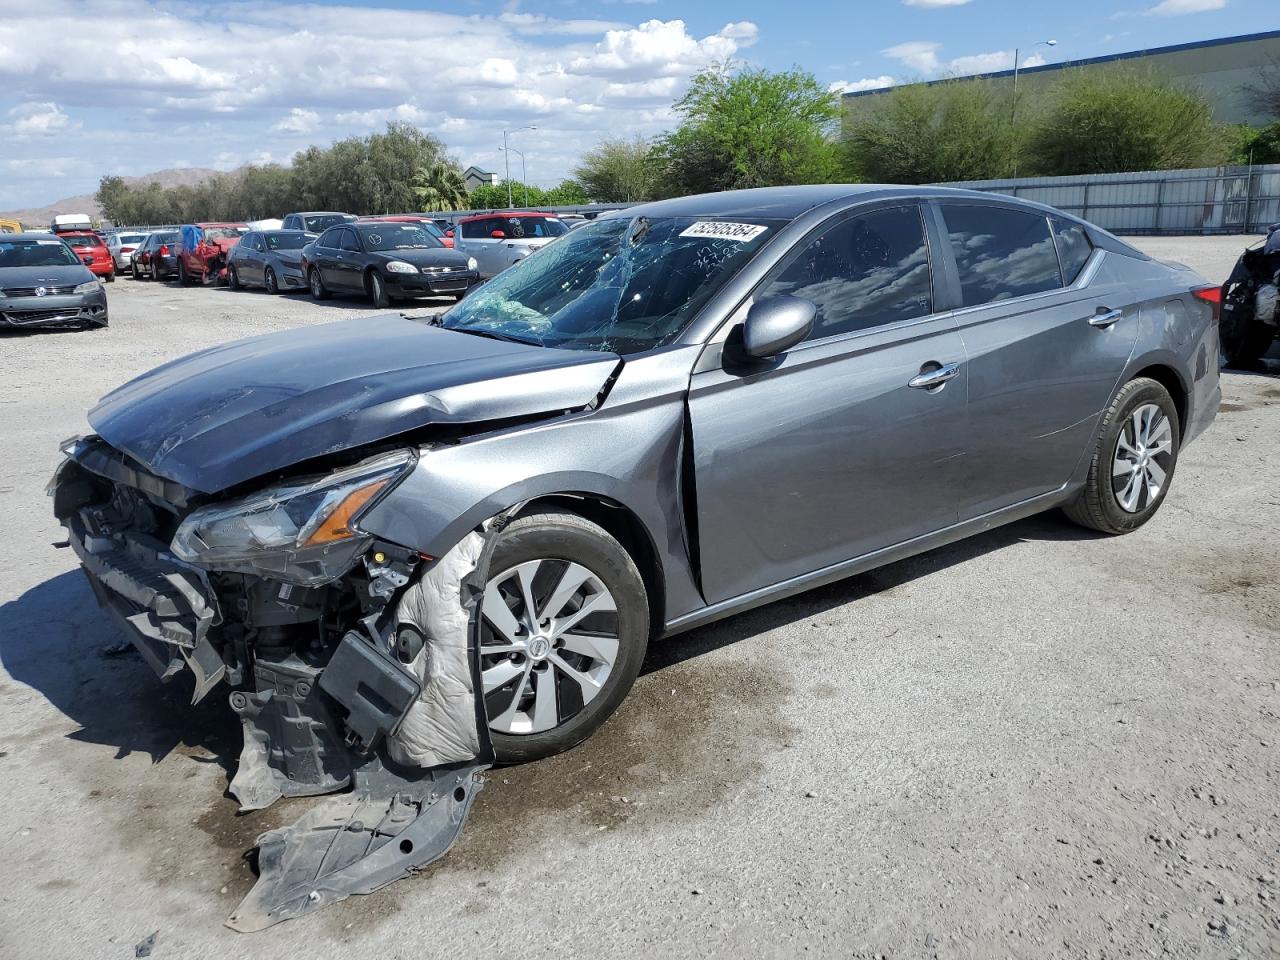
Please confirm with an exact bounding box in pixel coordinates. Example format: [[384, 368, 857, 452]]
[[177, 260, 189, 286], [308, 268, 330, 301], [131, 261, 142, 281], [103, 271, 114, 284], [264, 267, 278, 295], [150, 260, 160, 282], [369, 271, 391, 308], [481, 509, 649, 764], [1062, 377, 1180, 535], [226, 265, 240, 290]]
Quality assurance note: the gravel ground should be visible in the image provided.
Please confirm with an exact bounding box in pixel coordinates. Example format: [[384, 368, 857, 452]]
[[0, 236, 1277, 960]]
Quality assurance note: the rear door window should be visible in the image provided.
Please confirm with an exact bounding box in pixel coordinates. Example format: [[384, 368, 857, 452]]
[[759, 204, 934, 341], [940, 204, 1063, 307], [339, 228, 362, 252], [1051, 218, 1093, 285]]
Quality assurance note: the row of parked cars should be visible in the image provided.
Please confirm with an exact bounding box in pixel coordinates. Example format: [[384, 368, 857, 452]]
[[122, 209, 582, 308]]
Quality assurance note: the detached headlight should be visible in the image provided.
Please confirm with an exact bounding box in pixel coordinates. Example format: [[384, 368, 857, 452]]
[[74, 280, 102, 293], [171, 450, 414, 585], [384, 260, 418, 274], [466, 257, 478, 272]]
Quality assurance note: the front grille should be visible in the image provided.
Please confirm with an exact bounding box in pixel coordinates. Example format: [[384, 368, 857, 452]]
[[3, 285, 76, 297], [3, 307, 83, 324], [421, 266, 466, 277]]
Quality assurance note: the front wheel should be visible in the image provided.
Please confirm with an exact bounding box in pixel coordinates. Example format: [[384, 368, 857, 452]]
[[226, 265, 240, 290], [308, 268, 330, 300], [369, 271, 391, 308], [480, 509, 650, 764], [103, 271, 114, 283], [1062, 377, 1180, 535], [177, 260, 189, 286], [263, 267, 278, 295], [131, 261, 142, 281]]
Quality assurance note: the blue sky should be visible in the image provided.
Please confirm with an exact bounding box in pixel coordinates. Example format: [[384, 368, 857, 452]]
[[0, 0, 1275, 210]]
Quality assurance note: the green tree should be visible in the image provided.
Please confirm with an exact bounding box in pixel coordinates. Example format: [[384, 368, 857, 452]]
[[574, 136, 658, 202], [1025, 69, 1226, 176], [466, 182, 515, 209], [653, 64, 844, 196], [540, 179, 589, 206], [1228, 122, 1280, 165], [844, 79, 1018, 183], [414, 161, 469, 211]]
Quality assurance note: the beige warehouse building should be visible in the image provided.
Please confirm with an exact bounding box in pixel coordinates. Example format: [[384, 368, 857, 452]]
[[843, 30, 1280, 127]]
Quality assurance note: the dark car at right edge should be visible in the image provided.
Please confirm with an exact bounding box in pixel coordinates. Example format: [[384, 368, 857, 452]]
[[50, 185, 1220, 929]]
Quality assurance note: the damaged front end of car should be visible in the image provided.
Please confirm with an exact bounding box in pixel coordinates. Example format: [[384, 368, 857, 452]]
[[50, 436, 501, 932]]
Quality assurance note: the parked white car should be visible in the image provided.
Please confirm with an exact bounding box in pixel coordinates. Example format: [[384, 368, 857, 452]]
[[106, 231, 150, 273], [453, 212, 568, 278]]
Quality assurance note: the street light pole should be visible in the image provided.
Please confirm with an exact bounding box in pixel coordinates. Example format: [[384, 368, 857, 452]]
[[502, 147, 528, 207], [1010, 39, 1056, 177], [501, 126, 536, 209]]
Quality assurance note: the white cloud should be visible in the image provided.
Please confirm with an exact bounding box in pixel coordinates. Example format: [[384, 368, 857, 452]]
[[883, 41, 1048, 78], [271, 108, 319, 135], [6, 101, 78, 137], [1146, 0, 1226, 14], [883, 40, 942, 73], [828, 76, 896, 94], [903, 0, 972, 6], [570, 19, 756, 78], [0, 3, 765, 209]]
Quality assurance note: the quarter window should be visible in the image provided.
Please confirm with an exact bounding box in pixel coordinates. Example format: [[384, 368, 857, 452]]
[[759, 205, 933, 340], [941, 204, 1063, 307], [1051, 218, 1093, 285]]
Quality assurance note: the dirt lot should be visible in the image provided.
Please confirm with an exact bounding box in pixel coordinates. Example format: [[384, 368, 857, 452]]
[[0, 236, 1277, 960]]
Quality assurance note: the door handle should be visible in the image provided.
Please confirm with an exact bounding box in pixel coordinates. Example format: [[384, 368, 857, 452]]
[[1088, 307, 1123, 328], [908, 361, 961, 390]]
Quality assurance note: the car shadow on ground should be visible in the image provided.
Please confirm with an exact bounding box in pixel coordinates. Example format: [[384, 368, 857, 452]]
[[643, 511, 1104, 675], [0, 569, 239, 772]]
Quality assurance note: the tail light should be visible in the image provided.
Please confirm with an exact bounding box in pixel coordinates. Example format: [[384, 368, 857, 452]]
[[159, 245, 169, 256], [1192, 285, 1222, 322]]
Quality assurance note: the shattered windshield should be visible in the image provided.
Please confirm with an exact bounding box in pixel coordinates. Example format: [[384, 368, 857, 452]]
[[442, 215, 780, 354]]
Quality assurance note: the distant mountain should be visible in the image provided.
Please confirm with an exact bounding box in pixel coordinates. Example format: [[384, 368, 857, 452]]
[[0, 167, 224, 228]]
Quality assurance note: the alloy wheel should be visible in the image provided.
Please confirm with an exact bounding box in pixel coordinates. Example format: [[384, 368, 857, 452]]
[[1111, 403, 1174, 513], [480, 558, 620, 736], [264, 268, 277, 294]]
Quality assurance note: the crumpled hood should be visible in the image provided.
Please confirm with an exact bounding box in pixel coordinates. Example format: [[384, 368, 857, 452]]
[[89, 313, 621, 493]]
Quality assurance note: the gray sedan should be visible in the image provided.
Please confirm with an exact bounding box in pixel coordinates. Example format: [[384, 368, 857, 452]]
[[52, 185, 1219, 926], [225, 229, 314, 293], [1, 233, 108, 329]]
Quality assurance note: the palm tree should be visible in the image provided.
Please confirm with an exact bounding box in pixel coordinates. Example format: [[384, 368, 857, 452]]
[[414, 162, 469, 211]]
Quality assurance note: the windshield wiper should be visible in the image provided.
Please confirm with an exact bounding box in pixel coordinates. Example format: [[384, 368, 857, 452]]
[[444, 326, 543, 347]]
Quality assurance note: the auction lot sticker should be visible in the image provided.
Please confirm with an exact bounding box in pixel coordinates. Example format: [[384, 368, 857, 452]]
[[679, 221, 768, 242]]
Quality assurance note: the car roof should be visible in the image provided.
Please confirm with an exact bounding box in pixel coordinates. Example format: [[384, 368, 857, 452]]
[[458, 211, 558, 222], [289, 211, 351, 216], [258, 229, 311, 235], [56, 230, 103, 239], [6, 231, 62, 240]]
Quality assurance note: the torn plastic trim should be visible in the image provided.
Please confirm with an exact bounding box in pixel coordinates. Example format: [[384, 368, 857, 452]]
[[226, 513, 510, 931], [65, 514, 225, 702]]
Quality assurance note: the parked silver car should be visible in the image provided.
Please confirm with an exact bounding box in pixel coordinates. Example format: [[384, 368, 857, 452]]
[[454, 210, 568, 278], [50, 185, 1220, 928], [106, 231, 150, 273]]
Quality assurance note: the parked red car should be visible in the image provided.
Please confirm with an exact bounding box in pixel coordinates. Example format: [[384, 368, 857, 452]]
[[176, 222, 249, 285], [58, 231, 115, 282], [358, 215, 454, 248]]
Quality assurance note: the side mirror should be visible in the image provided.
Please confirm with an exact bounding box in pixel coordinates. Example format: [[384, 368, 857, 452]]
[[490, 229, 506, 239], [741, 296, 816, 359]]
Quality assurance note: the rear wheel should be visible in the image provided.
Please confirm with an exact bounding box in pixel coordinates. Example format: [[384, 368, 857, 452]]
[[177, 260, 189, 286], [264, 267, 278, 295], [103, 270, 114, 283], [150, 260, 160, 282], [480, 509, 649, 764], [1063, 377, 1180, 535], [308, 268, 330, 300]]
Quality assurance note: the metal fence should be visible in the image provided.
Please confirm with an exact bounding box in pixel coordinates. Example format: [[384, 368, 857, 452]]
[[937, 164, 1280, 235]]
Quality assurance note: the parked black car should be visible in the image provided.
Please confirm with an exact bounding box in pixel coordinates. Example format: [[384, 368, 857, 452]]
[[226, 229, 315, 293], [0, 233, 108, 328], [302, 221, 479, 307], [281, 211, 356, 233], [1220, 222, 1280, 367], [131, 231, 180, 281]]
